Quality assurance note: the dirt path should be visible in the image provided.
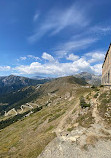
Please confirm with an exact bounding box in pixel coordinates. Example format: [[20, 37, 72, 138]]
[[54, 99, 79, 137], [92, 98, 101, 124], [56, 91, 90, 134], [55, 92, 90, 137], [91, 95, 111, 136], [5, 108, 17, 116]]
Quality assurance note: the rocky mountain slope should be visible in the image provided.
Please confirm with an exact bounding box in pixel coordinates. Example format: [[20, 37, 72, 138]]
[[0, 76, 87, 117], [0, 75, 111, 158], [0, 75, 50, 95], [0, 76, 89, 157], [31, 76, 53, 80], [74, 72, 101, 86]]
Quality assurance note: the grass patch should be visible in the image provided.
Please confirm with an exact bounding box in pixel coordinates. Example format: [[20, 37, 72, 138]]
[[27, 132, 56, 158], [94, 92, 99, 98], [97, 91, 111, 125], [100, 129, 110, 136], [67, 127, 74, 132], [98, 99, 108, 117], [0, 106, 42, 130], [45, 125, 54, 133], [86, 135, 98, 146], [48, 111, 65, 122], [77, 111, 94, 128], [99, 92, 107, 100], [75, 88, 91, 98]]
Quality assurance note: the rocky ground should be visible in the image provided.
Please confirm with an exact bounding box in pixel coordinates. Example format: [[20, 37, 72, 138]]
[[38, 87, 111, 158], [38, 137, 111, 158]]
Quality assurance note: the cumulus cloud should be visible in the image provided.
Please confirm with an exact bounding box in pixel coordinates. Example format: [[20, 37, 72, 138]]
[[14, 62, 77, 76], [91, 63, 102, 75], [6, 49, 104, 76], [66, 54, 79, 61], [14, 55, 102, 77], [42, 52, 55, 62], [85, 51, 105, 63]]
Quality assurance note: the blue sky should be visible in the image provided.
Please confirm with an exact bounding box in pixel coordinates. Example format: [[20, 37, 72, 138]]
[[0, 0, 111, 77]]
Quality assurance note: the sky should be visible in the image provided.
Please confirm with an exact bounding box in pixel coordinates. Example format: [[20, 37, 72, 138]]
[[0, 0, 111, 77]]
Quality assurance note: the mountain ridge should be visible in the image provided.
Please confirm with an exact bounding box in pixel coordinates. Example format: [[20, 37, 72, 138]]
[[74, 72, 101, 85], [0, 75, 50, 95], [0, 75, 87, 116]]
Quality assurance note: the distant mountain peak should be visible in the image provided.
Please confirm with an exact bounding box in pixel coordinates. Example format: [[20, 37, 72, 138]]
[[0, 75, 51, 95], [74, 72, 101, 85]]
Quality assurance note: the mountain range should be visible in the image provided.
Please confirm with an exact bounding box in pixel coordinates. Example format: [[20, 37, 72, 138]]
[[31, 76, 53, 80], [0, 72, 101, 95], [74, 72, 101, 85], [0, 75, 87, 116], [0, 75, 51, 95]]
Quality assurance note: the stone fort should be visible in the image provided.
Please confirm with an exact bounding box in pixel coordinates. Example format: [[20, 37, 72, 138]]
[[102, 44, 111, 85]]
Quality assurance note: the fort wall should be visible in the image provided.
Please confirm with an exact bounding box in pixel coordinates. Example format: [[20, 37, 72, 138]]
[[102, 44, 111, 85]]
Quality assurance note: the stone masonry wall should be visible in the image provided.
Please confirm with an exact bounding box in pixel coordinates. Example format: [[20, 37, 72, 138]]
[[102, 44, 111, 85]]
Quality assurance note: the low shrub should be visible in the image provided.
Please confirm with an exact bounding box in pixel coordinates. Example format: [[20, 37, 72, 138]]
[[94, 92, 99, 98], [91, 85, 99, 91], [67, 127, 74, 132], [91, 85, 96, 88], [80, 96, 91, 108]]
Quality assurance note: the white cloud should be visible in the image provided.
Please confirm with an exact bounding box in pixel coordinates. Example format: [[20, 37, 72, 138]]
[[0, 66, 11, 71], [91, 63, 102, 75], [17, 56, 27, 61], [85, 51, 105, 63], [61, 38, 97, 52], [20, 57, 27, 60], [42, 52, 55, 62], [8, 50, 104, 77], [14, 57, 99, 77], [27, 55, 40, 61], [17, 55, 40, 62], [66, 54, 79, 61], [28, 5, 89, 43]]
